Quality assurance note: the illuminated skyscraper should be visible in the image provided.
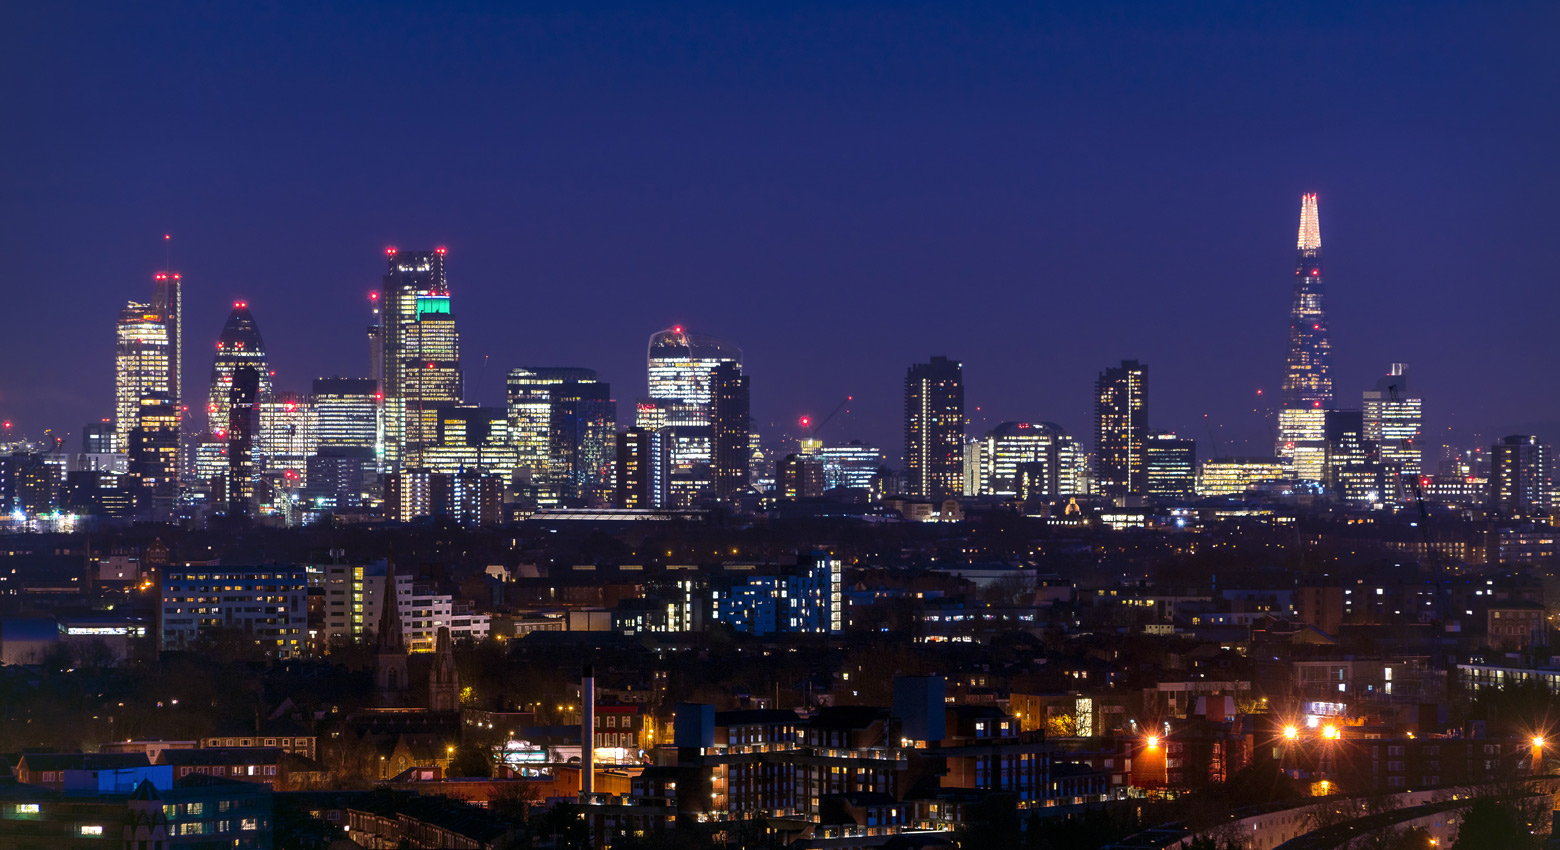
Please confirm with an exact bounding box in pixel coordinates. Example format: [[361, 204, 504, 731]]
[[1095, 360, 1147, 498], [507, 367, 598, 497], [226, 365, 261, 521], [127, 391, 179, 517], [1362, 363, 1422, 478], [114, 302, 170, 453], [314, 377, 380, 450], [974, 422, 1079, 498], [904, 356, 964, 499], [380, 248, 460, 469], [207, 301, 273, 434], [152, 271, 183, 461], [258, 391, 317, 492], [549, 380, 617, 508], [710, 361, 750, 501], [615, 426, 660, 509], [644, 326, 741, 423], [1278, 193, 1333, 475]]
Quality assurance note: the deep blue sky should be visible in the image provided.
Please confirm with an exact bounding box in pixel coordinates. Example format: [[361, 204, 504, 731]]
[[3, 1, 1557, 462]]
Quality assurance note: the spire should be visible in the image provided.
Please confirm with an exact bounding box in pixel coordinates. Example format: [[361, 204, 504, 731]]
[[1297, 193, 1321, 255], [376, 560, 403, 652]]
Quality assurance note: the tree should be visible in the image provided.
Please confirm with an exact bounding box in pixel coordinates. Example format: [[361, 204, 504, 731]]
[[448, 743, 494, 778], [1452, 797, 1536, 850], [488, 780, 543, 821]]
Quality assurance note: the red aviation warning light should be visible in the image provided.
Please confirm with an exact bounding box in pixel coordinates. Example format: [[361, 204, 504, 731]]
[[799, 416, 811, 428], [673, 325, 683, 334], [234, 300, 248, 309], [386, 246, 397, 256], [435, 246, 447, 255], [369, 291, 379, 300]]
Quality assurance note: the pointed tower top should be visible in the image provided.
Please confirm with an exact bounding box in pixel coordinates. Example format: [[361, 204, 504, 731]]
[[376, 561, 404, 653], [1297, 193, 1321, 254]]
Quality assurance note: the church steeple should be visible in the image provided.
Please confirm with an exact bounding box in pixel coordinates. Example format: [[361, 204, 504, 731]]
[[373, 560, 409, 706], [428, 626, 459, 712]]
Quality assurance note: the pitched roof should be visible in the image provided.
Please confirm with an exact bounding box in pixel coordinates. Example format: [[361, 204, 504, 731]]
[[18, 752, 151, 772]]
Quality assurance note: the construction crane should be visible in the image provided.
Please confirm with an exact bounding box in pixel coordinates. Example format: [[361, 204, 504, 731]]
[[797, 396, 854, 452]]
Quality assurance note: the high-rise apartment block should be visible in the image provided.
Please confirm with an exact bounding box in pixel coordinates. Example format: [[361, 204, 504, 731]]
[[1095, 360, 1147, 498], [904, 356, 964, 499], [1491, 435, 1552, 518]]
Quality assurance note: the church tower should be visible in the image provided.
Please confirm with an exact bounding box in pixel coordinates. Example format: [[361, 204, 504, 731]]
[[373, 561, 409, 707], [428, 626, 460, 712]]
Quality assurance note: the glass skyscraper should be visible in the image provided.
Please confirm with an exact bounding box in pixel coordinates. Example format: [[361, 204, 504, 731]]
[[380, 248, 460, 469], [644, 326, 741, 422], [1278, 193, 1333, 478], [206, 301, 273, 435], [115, 302, 169, 454]]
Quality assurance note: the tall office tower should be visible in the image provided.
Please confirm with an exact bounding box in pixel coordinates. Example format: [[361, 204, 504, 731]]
[[1278, 193, 1333, 475], [314, 377, 380, 449], [616, 426, 660, 508], [207, 301, 273, 434], [644, 326, 741, 422], [1362, 363, 1423, 478], [1095, 360, 1148, 498], [128, 392, 180, 516], [710, 361, 750, 501], [1144, 432, 1197, 501], [904, 356, 965, 499], [226, 366, 261, 520], [152, 272, 183, 470], [114, 302, 170, 453], [398, 289, 461, 460], [152, 273, 182, 408], [507, 367, 598, 495], [379, 248, 460, 469], [1491, 435, 1552, 518], [548, 380, 617, 507]]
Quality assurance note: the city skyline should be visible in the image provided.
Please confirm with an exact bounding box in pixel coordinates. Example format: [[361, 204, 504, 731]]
[[3, 4, 1558, 460]]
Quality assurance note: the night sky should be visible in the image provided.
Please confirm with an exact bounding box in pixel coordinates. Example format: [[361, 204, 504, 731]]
[[4, 2, 1557, 462]]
